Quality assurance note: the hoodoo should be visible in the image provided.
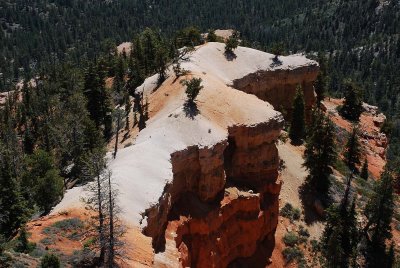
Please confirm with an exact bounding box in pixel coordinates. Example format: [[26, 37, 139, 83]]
[[53, 42, 318, 267]]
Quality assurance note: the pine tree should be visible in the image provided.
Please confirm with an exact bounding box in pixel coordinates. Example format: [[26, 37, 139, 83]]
[[340, 80, 363, 122], [134, 92, 146, 131], [182, 78, 204, 104], [289, 86, 306, 144], [113, 108, 124, 159], [225, 35, 239, 54], [207, 29, 217, 42], [325, 224, 345, 267], [124, 93, 131, 131], [344, 126, 362, 173], [84, 63, 114, 140], [303, 109, 337, 195], [0, 147, 30, 238], [21, 150, 63, 213], [360, 159, 369, 180], [322, 175, 359, 268], [387, 242, 395, 268], [270, 42, 284, 62], [15, 227, 35, 253], [314, 53, 328, 106], [155, 43, 168, 85], [363, 170, 394, 266]]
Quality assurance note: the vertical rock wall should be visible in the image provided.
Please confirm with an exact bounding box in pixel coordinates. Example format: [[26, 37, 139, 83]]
[[231, 66, 319, 120], [144, 116, 284, 267]]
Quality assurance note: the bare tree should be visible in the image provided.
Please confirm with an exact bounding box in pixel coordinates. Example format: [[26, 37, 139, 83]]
[[82, 148, 108, 264], [82, 154, 126, 267], [172, 47, 194, 78], [105, 171, 126, 267]]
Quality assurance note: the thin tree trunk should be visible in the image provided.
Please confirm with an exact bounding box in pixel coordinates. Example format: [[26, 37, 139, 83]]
[[108, 174, 115, 268], [113, 114, 121, 159], [96, 173, 105, 264]]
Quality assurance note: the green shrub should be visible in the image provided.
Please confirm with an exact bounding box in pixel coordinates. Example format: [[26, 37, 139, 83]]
[[52, 218, 83, 230], [40, 237, 55, 246], [14, 228, 36, 253], [283, 232, 299, 247], [280, 203, 301, 222], [298, 225, 310, 238], [282, 246, 304, 263], [40, 254, 60, 268], [42, 218, 84, 241]]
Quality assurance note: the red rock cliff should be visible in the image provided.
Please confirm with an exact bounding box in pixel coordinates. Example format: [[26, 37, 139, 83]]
[[144, 118, 284, 267]]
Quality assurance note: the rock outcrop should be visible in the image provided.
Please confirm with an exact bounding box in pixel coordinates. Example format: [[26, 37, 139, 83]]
[[144, 116, 284, 267], [51, 42, 318, 267], [232, 66, 319, 120]]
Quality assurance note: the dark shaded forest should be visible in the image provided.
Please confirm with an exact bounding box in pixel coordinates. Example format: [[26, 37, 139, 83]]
[[1, 0, 399, 112]]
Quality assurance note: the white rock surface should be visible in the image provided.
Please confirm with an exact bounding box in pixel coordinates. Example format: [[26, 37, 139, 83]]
[[53, 42, 315, 228]]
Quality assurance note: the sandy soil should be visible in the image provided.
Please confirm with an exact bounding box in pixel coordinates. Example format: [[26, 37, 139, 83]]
[[269, 140, 325, 267]]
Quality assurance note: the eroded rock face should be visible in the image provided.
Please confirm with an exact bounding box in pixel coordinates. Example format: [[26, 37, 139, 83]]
[[144, 117, 284, 267], [143, 142, 228, 251], [232, 65, 319, 120]]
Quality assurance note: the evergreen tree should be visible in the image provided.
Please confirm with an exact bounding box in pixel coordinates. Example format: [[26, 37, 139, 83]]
[[175, 26, 202, 48], [360, 159, 369, 180], [21, 150, 63, 213], [303, 109, 337, 195], [36, 169, 64, 213], [314, 53, 328, 106], [15, 227, 35, 253], [124, 93, 131, 131], [83, 63, 113, 140], [270, 42, 284, 61], [84, 64, 104, 128], [225, 34, 239, 54], [322, 176, 359, 268], [182, 78, 204, 104], [387, 242, 395, 268], [363, 170, 394, 266], [344, 126, 362, 173], [325, 223, 345, 267], [0, 147, 30, 238], [134, 92, 146, 131], [207, 29, 218, 42], [289, 86, 306, 144], [113, 108, 124, 159], [340, 80, 363, 122], [155, 43, 168, 85]]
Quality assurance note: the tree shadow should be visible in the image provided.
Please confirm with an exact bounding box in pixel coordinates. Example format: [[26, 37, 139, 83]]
[[224, 51, 237, 61], [298, 179, 329, 224], [183, 101, 200, 119], [290, 139, 304, 146], [269, 56, 283, 68]]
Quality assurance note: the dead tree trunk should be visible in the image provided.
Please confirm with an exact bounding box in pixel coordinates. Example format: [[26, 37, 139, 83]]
[[107, 172, 115, 268]]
